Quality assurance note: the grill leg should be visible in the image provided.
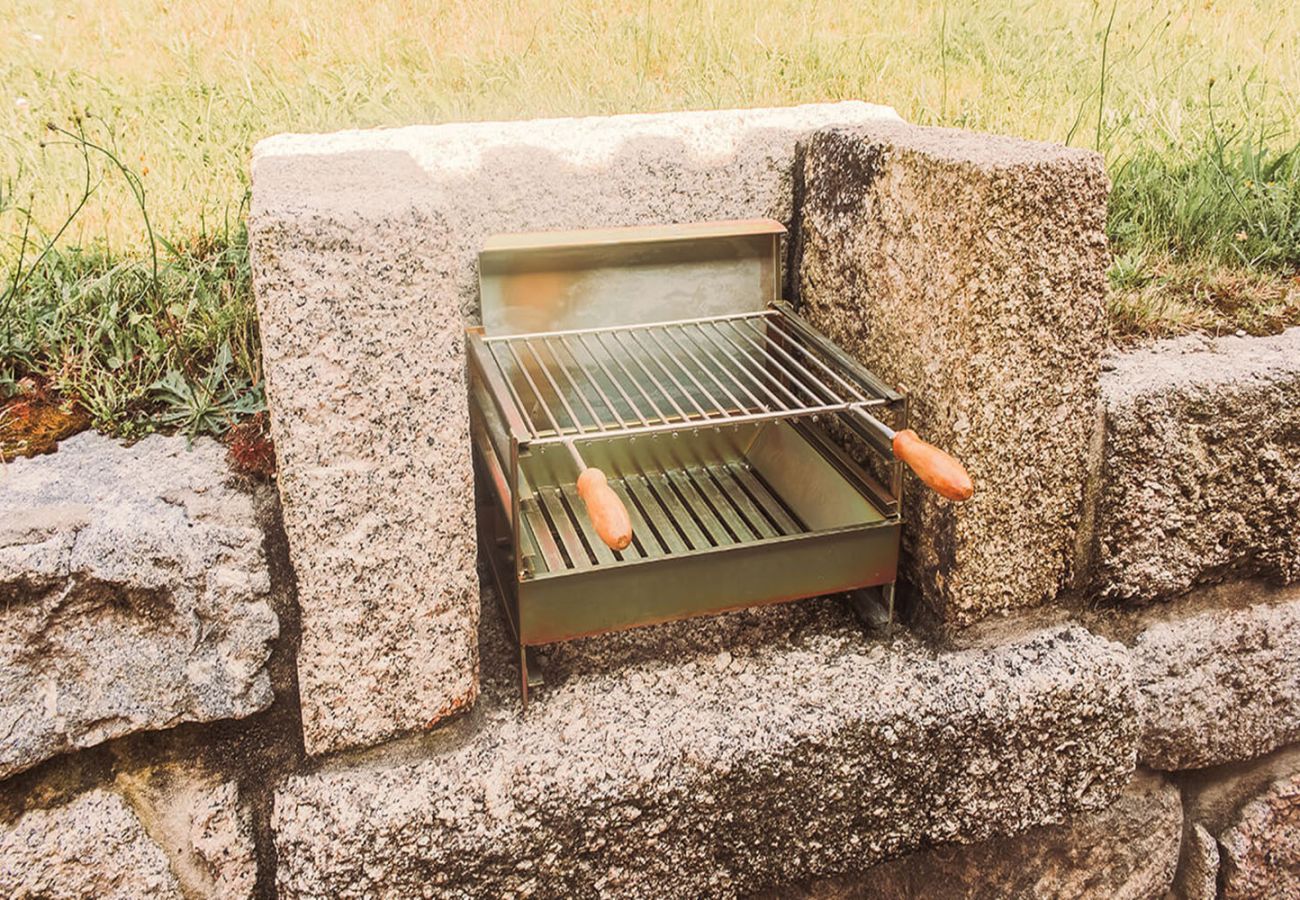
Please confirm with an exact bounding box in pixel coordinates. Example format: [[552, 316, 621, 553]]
[[847, 583, 895, 634], [521, 646, 544, 708]]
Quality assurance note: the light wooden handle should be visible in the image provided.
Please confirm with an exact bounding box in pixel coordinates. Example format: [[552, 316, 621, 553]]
[[892, 429, 974, 502], [576, 468, 633, 551]]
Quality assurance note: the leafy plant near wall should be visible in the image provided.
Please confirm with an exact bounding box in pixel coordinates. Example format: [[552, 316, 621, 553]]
[[0, 115, 263, 438], [1110, 132, 1300, 270], [1106, 103, 1300, 340]]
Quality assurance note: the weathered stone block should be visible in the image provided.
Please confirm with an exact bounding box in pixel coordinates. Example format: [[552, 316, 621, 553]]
[[248, 101, 902, 756], [0, 432, 278, 779], [1177, 743, 1300, 898], [1100, 581, 1300, 770], [1219, 768, 1300, 899], [116, 765, 258, 899], [0, 788, 183, 898], [1094, 328, 1300, 601], [797, 122, 1109, 629], [273, 598, 1137, 898], [1174, 823, 1220, 900], [771, 769, 1181, 900]]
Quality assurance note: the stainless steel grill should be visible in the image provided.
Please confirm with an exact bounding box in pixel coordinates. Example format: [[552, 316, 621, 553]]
[[467, 218, 971, 703]]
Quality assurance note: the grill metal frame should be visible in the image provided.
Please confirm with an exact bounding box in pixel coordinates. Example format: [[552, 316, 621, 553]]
[[468, 219, 906, 702]]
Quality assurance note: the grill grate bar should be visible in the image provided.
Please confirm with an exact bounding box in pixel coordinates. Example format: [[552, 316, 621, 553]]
[[703, 320, 808, 408], [665, 324, 765, 414], [691, 321, 793, 412], [623, 475, 690, 555], [600, 330, 693, 425], [646, 328, 732, 418], [559, 483, 620, 565], [556, 335, 635, 430], [730, 317, 847, 407], [521, 339, 590, 434], [534, 488, 590, 569], [620, 328, 712, 422], [581, 332, 662, 426], [484, 309, 888, 444], [762, 315, 875, 406], [541, 337, 611, 432]]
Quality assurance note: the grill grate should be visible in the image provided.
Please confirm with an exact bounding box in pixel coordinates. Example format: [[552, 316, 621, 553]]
[[521, 460, 806, 573], [483, 307, 893, 445]]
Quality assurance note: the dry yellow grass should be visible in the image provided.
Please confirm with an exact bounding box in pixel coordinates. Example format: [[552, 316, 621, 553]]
[[3, 0, 1298, 250]]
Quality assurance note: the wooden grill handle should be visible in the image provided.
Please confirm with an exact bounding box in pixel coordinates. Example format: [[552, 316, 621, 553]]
[[891, 429, 974, 502], [576, 468, 634, 551]]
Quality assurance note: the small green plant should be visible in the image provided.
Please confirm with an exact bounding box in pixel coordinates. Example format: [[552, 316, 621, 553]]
[[1, 114, 262, 438], [1108, 247, 1154, 292], [152, 343, 265, 439]]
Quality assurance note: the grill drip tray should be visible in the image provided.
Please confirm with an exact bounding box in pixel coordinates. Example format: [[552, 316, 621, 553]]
[[495, 420, 898, 646]]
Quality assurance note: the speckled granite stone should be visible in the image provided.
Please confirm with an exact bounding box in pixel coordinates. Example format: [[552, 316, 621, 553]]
[[115, 765, 258, 899], [248, 102, 902, 756], [772, 769, 1181, 900], [0, 788, 183, 898], [1173, 823, 1220, 900], [797, 122, 1110, 630], [1219, 768, 1300, 899], [1092, 328, 1300, 602], [272, 597, 1137, 898], [1096, 581, 1300, 770], [0, 432, 277, 779]]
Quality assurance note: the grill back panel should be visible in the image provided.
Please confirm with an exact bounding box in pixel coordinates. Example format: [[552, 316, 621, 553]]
[[479, 219, 782, 336]]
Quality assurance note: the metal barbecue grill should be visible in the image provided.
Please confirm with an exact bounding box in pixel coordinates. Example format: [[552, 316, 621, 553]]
[[468, 219, 971, 702]]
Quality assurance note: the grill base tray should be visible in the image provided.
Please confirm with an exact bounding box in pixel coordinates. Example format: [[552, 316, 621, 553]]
[[477, 420, 899, 651]]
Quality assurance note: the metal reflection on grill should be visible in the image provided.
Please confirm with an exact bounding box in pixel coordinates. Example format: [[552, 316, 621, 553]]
[[467, 219, 971, 703]]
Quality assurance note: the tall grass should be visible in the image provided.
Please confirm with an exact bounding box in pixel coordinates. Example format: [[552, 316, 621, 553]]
[[3, 1, 1297, 248], [1110, 129, 1300, 270], [1, 0, 1299, 434]]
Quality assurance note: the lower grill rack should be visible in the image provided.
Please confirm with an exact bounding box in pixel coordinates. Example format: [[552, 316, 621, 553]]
[[522, 459, 805, 573], [475, 418, 899, 657]]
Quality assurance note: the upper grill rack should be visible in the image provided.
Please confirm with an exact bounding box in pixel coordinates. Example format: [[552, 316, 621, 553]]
[[480, 304, 899, 445]]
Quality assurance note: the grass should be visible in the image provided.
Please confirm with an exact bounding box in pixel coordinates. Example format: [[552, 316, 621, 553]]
[[2, 0, 1299, 436], [1, 193, 261, 436], [1108, 116, 1300, 339]]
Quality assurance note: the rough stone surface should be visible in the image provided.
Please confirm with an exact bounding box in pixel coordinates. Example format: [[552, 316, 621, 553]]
[[1094, 328, 1300, 602], [0, 431, 278, 779], [1173, 822, 1220, 900], [770, 769, 1181, 900], [273, 596, 1137, 898], [1181, 743, 1300, 834], [797, 122, 1110, 629], [1177, 745, 1300, 899], [1219, 769, 1300, 899], [1099, 581, 1300, 770], [0, 787, 183, 898], [116, 765, 258, 899], [249, 101, 901, 756]]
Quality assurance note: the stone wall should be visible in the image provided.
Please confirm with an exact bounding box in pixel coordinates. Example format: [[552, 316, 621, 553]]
[[797, 122, 1110, 630], [248, 101, 902, 757], [1088, 328, 1300, 601], [5, 107, 1300, 897]]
